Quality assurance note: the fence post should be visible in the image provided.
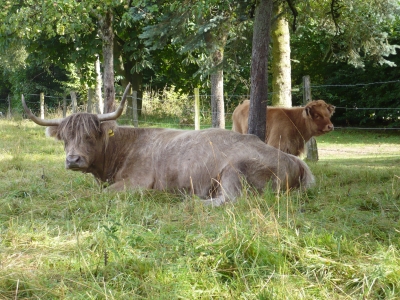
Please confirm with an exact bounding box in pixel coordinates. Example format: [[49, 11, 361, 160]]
[[40, 92, 45, 119], [63, 95, 67, 117], [302, 75, 319, 161], [194, 88, 200, 130], [132, 90, 138, 127], [7, 94, 11, 119]]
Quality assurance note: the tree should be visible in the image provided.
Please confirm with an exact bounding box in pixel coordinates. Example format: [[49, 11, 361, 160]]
[[249, 0, 400, 138], [98, 8, 115, 113], [139, 1, 243, 128], [271, 1, 292, 107], [0, 1, 99, 100], [293, 0, 400, 68], [248, 0, 273, 141], [204, 23, 229, 128]]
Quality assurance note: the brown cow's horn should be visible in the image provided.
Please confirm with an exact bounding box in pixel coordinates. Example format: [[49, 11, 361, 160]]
[[98, 82, 131, 122], [22, 95, 63, 126]]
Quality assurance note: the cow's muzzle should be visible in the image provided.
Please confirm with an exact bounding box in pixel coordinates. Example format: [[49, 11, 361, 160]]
[[66, 155, 86, 170]]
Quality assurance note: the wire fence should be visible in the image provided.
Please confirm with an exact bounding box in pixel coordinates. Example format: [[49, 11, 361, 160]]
[[1, 79, 399, 130]]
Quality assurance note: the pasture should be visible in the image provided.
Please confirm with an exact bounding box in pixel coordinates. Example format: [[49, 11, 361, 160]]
[[0, 117, 399, 299]]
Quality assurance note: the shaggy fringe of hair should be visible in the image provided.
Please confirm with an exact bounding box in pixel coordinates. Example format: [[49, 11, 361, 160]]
[[57, 113, 116, 147]]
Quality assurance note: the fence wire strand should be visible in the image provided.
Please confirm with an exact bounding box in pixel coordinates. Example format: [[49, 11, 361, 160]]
[[2, 78, 400, 130]]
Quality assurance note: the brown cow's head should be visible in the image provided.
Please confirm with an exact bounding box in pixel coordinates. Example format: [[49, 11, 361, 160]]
[[302, 100, 335, 136], [22, 83, 131, 171]]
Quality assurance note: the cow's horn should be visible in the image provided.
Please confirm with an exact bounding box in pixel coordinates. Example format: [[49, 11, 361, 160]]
[[22, 95, 63, 126], [98, 82, 131, 122]]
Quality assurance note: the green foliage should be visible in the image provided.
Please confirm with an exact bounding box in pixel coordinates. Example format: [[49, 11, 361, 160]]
[[138, 0, 254, 94], [294, 0, 400, 68], [1, 0, 400, 124], [292, 17, 400, 127]]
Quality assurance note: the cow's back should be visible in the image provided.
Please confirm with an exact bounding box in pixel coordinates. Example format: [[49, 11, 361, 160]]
[[232, 100, 250, 133], [149, 128, 313, 194], [233, 101, 313, 155]]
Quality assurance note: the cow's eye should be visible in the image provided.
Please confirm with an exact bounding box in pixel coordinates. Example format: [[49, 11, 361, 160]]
[[84, 134, 93, 141], [85, 135, 96, 144]]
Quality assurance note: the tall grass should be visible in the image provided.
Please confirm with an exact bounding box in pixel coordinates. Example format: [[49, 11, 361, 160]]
[[1, 118, 399, 299]]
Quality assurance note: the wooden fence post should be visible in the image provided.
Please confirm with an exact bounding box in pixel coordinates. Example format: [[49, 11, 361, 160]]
[[194, 88, 200, 130], [7, 94, 11, 119], [303, 75, 319, 161], [132, 90, 139, 127], [40, 92, 45, 119], [63, 95, 67, 117]]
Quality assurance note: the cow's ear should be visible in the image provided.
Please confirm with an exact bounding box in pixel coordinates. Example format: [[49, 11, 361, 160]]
[[328, 105, 336, 115], [302, 106, 312, 119], [45, 126, 61, 140]]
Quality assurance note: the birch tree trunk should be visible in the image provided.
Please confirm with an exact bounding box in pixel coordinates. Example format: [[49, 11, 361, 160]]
[[99, 10, 115, 113], [95, 55, 103, 114], [271, 2, 292, 107], [87, 87, 93, 113], [248, 0, 273, 141], [70, 91, 77, 113], [210, 69, 225, 128], [204, 30, 227, 129]]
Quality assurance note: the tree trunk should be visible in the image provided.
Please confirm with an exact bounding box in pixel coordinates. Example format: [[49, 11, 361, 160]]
[[271, 2, 292, 107], [95, 55, 103, 114], [99, 9, 115, 113], [204, 30, 227, 129], [87, 87, 93, 113], [210, 69, 225, 128], [70, 91, 77, 113], [248, 0, 273, 141]]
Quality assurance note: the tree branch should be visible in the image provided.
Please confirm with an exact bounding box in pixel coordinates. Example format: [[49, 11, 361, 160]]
[[330, 0, 343, 35], [285, 0, 298, 32]]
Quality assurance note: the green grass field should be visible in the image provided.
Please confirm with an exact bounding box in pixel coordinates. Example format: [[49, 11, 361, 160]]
[[1, 117, 399, 299]]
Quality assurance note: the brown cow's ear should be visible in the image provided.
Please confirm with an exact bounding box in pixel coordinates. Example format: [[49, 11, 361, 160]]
[[328, 105, 336, 115], [45, 126, 60, 140], [302, 106, 312, 118]]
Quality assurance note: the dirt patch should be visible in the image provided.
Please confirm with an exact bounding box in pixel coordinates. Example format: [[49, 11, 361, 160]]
[[316, 143, 400, 159]]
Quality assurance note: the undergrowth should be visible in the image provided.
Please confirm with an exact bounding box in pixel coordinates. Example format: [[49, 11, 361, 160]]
[[0, 119, 399, 299]]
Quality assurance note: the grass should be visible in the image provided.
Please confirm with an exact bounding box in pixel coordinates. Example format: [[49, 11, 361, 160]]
[[1, 117, 400, 299]]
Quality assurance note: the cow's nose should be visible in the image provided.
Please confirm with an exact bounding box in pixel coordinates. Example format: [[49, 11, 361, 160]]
[[327, 124, 334, 131], [66, 155, 81, 166]]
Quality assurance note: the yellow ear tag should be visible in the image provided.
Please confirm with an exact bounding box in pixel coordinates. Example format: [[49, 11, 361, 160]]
[[108, 129, 114, 137]]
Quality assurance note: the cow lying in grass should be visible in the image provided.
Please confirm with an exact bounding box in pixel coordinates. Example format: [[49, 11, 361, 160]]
[[232, 100, 335, 156], [22, 85, 315, 206]]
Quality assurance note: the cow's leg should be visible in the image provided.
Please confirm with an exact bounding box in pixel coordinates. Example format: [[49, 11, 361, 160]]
[[106, 180, 129, 191], [106, 176, 154, 191], [202, 165, 242, 207]]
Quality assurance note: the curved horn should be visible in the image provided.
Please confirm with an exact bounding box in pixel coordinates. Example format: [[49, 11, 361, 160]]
[[22, 95, 63, 126], [98, 82, 131, 122]]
